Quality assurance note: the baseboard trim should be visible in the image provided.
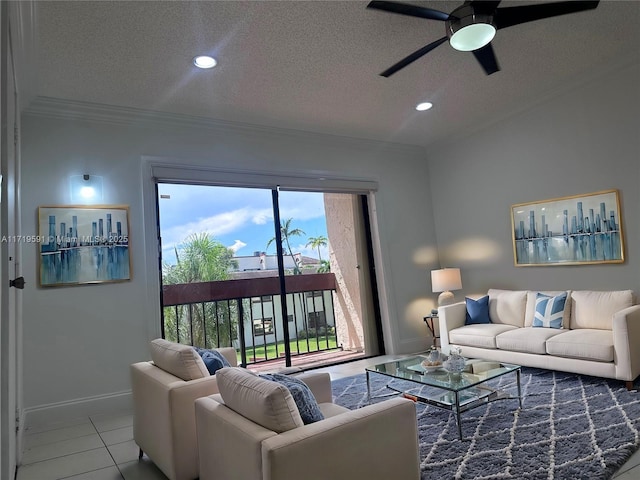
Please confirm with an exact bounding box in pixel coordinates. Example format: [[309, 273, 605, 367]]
[[23, 390, 133, 431]]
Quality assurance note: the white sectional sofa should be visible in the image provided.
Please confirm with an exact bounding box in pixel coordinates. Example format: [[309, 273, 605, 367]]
[[438, 289, 640, 390]]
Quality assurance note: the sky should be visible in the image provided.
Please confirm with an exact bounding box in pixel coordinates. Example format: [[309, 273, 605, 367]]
[[157, 184, 330, 264]]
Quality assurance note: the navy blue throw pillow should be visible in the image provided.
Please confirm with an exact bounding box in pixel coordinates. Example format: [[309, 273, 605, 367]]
[[465, 296, 491, 325], [193, 348, 231, 375], [260, 373, 325, 425]]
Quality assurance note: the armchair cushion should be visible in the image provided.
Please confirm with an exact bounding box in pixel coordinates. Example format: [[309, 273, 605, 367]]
[[216, 367, 304, 433], [260, 373, 324, 424], [149, 338, 208, 381], [194, 347, 231, 375]]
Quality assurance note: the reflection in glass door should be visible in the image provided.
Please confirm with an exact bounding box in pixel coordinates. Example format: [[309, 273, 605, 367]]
[[157, 183, 382, 369]]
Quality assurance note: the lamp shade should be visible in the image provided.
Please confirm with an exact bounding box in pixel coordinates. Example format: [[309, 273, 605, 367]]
[[431, 268, 462, 293]]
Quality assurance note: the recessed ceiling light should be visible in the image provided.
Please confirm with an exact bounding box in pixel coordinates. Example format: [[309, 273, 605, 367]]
[[193, 55, 217, 69], [416, 102, 433, 111]]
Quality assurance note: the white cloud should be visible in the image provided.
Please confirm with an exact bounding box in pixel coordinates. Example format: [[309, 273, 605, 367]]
[[229, 239, 247, 252], [252, 209, 273, 225], [160, 207, 253, 254]]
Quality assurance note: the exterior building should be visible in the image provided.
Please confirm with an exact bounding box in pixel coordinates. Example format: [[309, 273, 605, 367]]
[[228, 252, 332, 350]]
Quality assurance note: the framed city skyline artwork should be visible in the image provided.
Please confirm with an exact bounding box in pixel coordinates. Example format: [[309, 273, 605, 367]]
[[511, 190, 624, 266], [38, 205, 131, 286]]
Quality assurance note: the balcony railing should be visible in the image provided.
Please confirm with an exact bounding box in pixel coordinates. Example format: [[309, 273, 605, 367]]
[[161, 273, 340, 366]]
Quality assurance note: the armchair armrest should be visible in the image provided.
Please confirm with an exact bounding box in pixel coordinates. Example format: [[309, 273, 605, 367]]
[[295, 372, 332, 404], [438, 302, 466, 354], [612, 304, 640, 382], [261, 398, 419, 480], [131, 362, 222, 480], [216, 347, 238, 367], [195, 396, 277, 480]]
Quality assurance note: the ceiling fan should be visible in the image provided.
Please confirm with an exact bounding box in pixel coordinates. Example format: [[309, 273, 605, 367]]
[[367, 0, 600, 77]]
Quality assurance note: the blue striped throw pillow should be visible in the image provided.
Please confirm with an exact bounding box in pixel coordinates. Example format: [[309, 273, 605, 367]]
[[533, 293, 567, 329]]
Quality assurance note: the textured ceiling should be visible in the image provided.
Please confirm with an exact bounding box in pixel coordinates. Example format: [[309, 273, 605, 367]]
[[32, 0, 640, 147]]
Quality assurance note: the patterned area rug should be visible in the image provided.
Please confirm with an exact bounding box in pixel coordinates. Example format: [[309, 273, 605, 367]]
[[331, 368, 640, 480]]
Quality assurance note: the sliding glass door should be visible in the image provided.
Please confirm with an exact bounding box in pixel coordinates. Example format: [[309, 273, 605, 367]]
[[156, 182, 382, 368]]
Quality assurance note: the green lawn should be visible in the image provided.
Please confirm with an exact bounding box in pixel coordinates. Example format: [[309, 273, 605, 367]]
[[240, 336, 339, 363]]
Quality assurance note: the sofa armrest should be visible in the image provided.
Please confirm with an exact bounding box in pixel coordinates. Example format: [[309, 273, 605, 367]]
[[438, 302, 466, 354], [216, 347, 238, 367], [612, 304, 640, 381], [261, 398, 419, 480], [131, 362, 221, 480], [195, 396, 277, 480], [295, 372, 332, 404]]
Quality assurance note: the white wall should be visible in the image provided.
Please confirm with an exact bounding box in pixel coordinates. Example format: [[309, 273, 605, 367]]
[[427, 61, 640, 298], [20, 104, 438, 425]]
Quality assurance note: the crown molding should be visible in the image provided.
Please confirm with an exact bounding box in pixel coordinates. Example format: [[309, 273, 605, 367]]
[[24, 96, 427, 156]]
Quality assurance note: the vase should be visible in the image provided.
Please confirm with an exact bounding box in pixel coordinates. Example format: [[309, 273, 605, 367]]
[[444, 347, 465, 373], [426, 346, 442, 365]]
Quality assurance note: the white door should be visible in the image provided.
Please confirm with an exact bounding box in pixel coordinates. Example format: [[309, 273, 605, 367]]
[[0, 2, 23, 476]]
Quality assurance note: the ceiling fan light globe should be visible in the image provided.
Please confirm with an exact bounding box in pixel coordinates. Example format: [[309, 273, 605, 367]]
[[450, 23, 496, 51]]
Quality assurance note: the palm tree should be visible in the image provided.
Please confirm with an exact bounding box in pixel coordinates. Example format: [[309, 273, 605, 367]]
[[306, 235, 328, 261], [163, 233, 237, 284], [162, 233, 239, 348], [266, 218, 306, 275], [317, 259, 331, 273]]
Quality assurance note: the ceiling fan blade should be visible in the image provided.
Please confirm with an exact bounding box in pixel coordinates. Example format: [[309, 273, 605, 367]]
[[469, 1, 502, 14], [380, 36, 448, 77], [472, 43, 500, 75], [367, 1, 450, 22], [494, 1, 599, 30]]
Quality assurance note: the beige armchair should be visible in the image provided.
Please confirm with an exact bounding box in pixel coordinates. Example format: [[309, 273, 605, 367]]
[[195, 367, 420, 480], [130, 339, 237, 480]]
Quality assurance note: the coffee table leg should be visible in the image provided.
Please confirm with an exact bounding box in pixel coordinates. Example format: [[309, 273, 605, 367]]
[[366, 371, 371, 403], [516, 369, 523, 409], [455, 391, 463, 440]]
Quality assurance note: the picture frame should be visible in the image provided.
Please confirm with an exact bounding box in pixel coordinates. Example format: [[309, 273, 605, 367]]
[[38, 205, 131, 286], [511, 190, 624, 266]]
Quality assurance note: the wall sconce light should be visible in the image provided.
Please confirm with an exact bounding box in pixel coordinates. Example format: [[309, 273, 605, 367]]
[[70, 174, 103, 203], [431, 267, 462, 307]]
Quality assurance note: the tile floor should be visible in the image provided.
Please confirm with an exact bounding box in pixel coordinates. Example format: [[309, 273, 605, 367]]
[[17, 355, 640, 480]]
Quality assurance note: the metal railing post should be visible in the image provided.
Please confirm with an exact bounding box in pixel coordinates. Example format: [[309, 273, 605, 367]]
[[237, 298, 248, 367]]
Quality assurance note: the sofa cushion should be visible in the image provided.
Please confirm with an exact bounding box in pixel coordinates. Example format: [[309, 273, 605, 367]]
[[465, 296, 491, 325], [194, 347, 231, 375], [545, 329, 614, 362], [532, 293, 568, 329], [216, 367, 304, 433], [525, 290, 571, 327], [449, 324, 517, 349], [487, 289, 528, 327], [496, 327, 565, 355], [149, 338, 208, 381], [569, 290, 633, 330], [259, 373, 324, 425]]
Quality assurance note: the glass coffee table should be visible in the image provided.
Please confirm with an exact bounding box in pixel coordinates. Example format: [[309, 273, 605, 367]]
[[365, 355, 522, 439]]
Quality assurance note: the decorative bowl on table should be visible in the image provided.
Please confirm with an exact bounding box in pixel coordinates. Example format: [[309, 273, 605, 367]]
[[420, 362, 443, 373]]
